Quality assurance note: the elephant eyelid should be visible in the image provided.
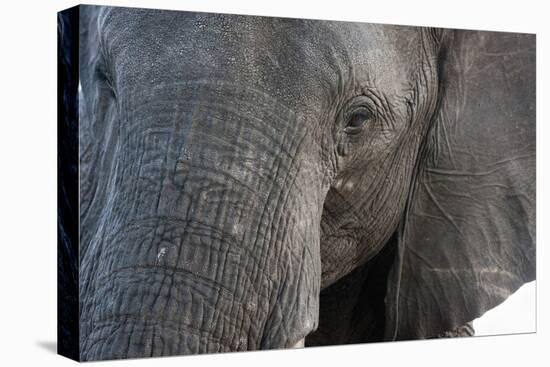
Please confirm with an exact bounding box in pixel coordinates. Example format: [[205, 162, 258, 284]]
[[341, 93, 383, 130], [343, 107, 372, 134]]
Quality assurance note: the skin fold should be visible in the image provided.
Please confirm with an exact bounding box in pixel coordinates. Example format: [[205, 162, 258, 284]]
[[68, 6, 535, 360]]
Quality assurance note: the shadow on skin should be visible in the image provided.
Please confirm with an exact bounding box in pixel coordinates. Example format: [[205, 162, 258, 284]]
[[36, 340, 57, 354]]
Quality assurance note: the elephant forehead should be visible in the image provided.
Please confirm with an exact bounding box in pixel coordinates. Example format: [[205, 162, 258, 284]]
[[98, 7, 424, 113], [331, 22, 424, 94], [98, 7, 349, 109]]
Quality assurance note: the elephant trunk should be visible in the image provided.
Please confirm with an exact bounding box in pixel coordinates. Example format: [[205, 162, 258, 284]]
[[80, 82, 326, 360]]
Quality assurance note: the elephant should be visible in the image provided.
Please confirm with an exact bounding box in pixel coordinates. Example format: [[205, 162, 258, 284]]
[[57, 4, 535, 361]]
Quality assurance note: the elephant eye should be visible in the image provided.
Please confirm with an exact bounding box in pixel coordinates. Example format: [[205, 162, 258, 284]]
[[345, 107, 371, 134]]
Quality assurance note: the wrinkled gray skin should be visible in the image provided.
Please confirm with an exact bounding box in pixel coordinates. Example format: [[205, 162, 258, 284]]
[[78, 5, 535, 360]]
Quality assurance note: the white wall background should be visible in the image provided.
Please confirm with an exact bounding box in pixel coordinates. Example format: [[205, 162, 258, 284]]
[[0, 1, 546, 367], [474, 281, 536, 336]]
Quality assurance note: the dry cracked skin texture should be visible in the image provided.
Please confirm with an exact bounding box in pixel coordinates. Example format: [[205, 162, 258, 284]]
[[57, 5, 535, 361]]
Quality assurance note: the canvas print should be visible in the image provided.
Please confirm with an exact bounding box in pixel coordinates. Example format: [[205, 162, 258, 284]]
[[57, 4, 536, 361]]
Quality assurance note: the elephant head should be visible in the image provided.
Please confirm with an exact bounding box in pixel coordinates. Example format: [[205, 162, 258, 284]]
[[74, 5, 535, 360]]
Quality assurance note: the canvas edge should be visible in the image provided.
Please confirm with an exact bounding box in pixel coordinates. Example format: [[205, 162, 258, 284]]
[[57, 4, 81, 362]]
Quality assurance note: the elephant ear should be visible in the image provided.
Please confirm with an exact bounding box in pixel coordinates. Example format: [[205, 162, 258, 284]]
[[385, 29, 536, 340]]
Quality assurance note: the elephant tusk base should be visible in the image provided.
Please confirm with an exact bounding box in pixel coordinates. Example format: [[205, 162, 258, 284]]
[[289, 339, 305, 348]]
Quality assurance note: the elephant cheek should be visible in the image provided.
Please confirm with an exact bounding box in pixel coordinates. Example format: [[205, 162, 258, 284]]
[[79, 87, 324, 359]]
